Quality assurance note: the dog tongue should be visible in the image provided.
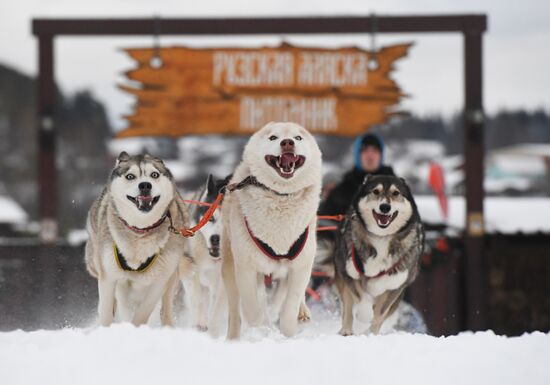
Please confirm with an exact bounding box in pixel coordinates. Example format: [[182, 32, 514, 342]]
[[374, 211, 391, 225], [280, 153, 298, 170], [379, 215, 390, 225], [137, 195, 153, 209]]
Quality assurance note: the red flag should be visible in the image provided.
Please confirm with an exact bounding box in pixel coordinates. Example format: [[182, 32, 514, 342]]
[[428, 163, 448, 220]]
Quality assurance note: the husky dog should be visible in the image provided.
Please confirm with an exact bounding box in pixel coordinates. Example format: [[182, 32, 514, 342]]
[[181, 174, 228, 335], [222, 122, 322, 339], [333, 175, 424, 335], [85, 152, 191, 327]]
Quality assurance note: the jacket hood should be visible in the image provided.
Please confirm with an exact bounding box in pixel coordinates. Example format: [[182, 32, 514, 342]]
[[353, 132, 385, 171]]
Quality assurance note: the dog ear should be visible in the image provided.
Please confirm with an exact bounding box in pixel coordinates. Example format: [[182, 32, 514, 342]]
[[261, 121, 276, 131], [206, 174, 216, 195], [398, 177, 414, 198], [116, 151, 130, 165], [144, 153, 165, 164], [399, 177, 410, 190], [362, 174, 372, 185], [143, 154, 164, 166]]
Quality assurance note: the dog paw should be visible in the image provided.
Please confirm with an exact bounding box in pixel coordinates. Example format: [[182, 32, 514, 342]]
[[298, 303, 311, 323], [338, 328, 353, 336], [195, 324, 208, 332]]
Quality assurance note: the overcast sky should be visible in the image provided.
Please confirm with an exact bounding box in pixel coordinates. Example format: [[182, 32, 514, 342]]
[[0, 0, 549, 131]]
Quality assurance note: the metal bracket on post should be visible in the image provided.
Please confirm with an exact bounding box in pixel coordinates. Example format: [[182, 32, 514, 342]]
[[149, 16, 163, 69], [466, 109, 484, 125], [467, 211, 484, 237], [40, 218, 58, 243], [367, 13, 379, 71]]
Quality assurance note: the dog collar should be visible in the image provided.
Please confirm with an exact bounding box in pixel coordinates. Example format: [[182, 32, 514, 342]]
[[118, 212, 168, 234], [113, 243, 158, 273], [350, 244, 406, 279], [244, 217, 308, 261]]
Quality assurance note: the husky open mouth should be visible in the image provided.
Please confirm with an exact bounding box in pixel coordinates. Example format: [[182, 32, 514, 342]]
[[127, 195, 160, 212], [372, 210, 399, 228], [265, 153, 306, 179]]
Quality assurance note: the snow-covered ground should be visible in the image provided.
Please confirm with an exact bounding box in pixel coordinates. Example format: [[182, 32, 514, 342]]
[[416, 195, 550, 234], [1, 301, 549, 385], [1, 322, 548, 385]]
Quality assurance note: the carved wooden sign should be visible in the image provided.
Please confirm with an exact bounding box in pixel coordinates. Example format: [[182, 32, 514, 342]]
[[117, 43, 411, 137]]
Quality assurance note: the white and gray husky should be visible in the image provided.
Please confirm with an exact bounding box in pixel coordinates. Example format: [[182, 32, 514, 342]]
[[330, 175, 425, 335], [221, 122, 322, 339], [180, 175, 228, 336], [85, 152, 191, 327]]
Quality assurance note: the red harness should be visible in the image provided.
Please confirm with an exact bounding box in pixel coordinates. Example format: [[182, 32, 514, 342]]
[[245, 218, 309, 261], [351, 244, 407, 279]]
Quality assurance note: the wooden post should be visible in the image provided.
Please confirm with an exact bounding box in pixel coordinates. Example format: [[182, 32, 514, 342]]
[[37, 34, 58, 242], [463, 31, 487, 330]]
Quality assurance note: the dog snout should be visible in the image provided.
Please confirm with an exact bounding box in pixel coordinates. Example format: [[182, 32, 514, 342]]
[[138, 181, 152, 194], [280, 138, 295, 152], [210, 234, 220, 247], [379, 203, 391, 214]]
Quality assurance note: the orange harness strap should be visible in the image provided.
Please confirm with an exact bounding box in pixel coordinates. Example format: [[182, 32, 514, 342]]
[[175, 190, 347, 238], [317, 226, 338, 232], [171, 192, 224, 238], [317, 215, 346, 222], [182, 199, 216, 208]]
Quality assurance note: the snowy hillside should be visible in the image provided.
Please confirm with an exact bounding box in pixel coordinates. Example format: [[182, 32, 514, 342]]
[[1, 324, 548, 385]]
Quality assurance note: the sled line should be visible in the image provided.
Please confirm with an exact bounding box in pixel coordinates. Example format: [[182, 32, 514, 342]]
[[182, 198, 345, 232], [177, 178, 346, 237]]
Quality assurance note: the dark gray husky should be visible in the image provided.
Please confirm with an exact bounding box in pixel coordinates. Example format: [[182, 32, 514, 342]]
[[331, 175, 424, 335]]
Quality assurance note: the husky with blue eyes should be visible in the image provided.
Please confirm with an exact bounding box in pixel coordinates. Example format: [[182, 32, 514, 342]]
[[85, 152, 192, 327]]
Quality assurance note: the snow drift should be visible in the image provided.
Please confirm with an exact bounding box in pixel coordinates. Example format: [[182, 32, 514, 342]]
[[1, 324, 548, 385]]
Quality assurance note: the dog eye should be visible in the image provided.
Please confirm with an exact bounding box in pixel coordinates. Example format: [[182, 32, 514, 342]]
[[269, 135, 278, 141], [372, 189, 380, 195], [151, 172, 160, 179], [125, 173, 135, 181], [392, 190, 400, 197], [294, 135, 303, 141]]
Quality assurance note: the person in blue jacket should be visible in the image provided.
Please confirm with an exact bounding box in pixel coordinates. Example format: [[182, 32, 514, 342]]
[[319, 133, 395, 216]]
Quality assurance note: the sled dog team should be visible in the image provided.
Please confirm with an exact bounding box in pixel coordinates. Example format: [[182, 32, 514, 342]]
[[85, 122, 424, 339]]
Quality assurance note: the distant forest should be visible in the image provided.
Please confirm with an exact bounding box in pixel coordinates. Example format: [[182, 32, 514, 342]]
[[381, 109, 550, 155], [0, 62, 548, 232]]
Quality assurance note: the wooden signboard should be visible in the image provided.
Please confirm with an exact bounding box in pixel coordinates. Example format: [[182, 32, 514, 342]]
[[117, 43, 411, 137]]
